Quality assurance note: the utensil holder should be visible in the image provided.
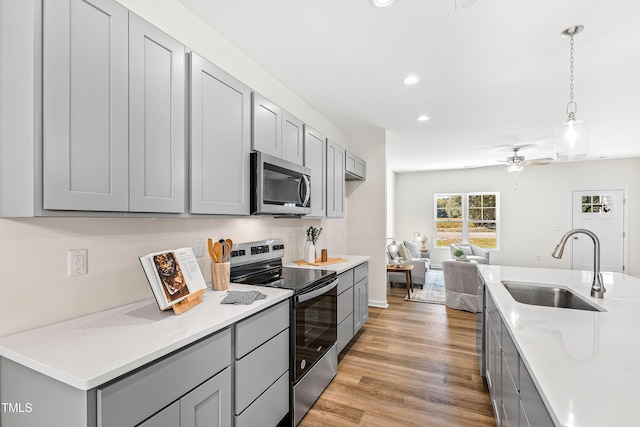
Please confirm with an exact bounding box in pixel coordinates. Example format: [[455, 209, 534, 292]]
[[211, 262, 230, 291]]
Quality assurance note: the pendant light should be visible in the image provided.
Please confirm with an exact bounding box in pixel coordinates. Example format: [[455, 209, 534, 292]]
[[555, 25, 588, 161]]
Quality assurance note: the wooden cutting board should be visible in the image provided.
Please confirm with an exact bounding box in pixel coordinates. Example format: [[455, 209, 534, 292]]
[[295, 257, 348, 267]]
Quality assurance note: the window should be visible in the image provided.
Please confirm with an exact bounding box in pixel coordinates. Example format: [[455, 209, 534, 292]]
[[435, 192, 499, 249]]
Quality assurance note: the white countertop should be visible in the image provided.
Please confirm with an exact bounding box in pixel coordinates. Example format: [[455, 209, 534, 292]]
[[283, 255, 370, 274], [0, 284, 292, 390], [478, 265, 640, 427]]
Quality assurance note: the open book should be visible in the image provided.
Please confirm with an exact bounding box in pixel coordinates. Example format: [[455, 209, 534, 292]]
[[139, 247, 207, 311]]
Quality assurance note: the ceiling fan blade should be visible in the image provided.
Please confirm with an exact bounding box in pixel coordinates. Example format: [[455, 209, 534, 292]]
[[523, 157, 553, 165]]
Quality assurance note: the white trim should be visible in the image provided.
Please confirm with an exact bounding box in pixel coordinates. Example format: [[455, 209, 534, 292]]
[[368, 299, 388, 309]]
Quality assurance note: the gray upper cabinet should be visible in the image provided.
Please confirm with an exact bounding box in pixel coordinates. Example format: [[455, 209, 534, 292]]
[[189, 53, 251, 215], [304, 125, 327, 217], [345, 150, 366, 181], [43, 0, 129, 211], [281, 111, 304, 165], [128, 13, 186, 213], [252, 92, 282, 158], [326, 139, 345, 218]]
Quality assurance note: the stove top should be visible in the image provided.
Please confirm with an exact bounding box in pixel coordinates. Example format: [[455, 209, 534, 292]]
[[228, 239, 337, 294]]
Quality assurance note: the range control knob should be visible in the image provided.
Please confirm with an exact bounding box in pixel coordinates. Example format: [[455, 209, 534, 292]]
[[300, 359, 306, 370]]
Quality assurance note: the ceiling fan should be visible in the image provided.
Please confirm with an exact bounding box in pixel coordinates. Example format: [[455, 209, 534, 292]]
[[498, 147, 553, 172]]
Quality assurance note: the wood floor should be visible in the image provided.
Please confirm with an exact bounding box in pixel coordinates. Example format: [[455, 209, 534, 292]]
[[299, 286, 496, 427]]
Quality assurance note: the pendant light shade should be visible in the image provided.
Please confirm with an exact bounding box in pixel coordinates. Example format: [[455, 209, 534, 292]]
[[554, 25, 589, 162], [555, 117, 589, 161]]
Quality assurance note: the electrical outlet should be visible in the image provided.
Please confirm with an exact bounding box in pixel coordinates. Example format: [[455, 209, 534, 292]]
[[194, 239, 205, 257], [68, 249, 88, 276]]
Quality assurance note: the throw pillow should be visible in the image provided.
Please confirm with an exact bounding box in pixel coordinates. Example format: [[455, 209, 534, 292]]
[[387, 244, 400, 260], [403, 241, 421, 258], [461, 245, 473, 256], [398, 244, 412, 260]]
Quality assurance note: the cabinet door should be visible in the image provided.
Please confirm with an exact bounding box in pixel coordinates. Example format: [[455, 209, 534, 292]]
[[189, 53, 251, 215], [303, 126, 326, 217], [353, 278, 368, 334], [43, 0, 129, 211], [282, 111, 304, 165], [326, 140, 345, 218], [181, 367, 232, 427], [128, 13, 186, 213], [252, 92, 282, 158]]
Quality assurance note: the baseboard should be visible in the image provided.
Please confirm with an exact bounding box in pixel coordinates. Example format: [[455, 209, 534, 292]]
[[368, 299, 388, 309]]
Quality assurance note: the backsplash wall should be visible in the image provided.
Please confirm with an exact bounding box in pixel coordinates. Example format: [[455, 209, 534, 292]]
[[0, 216, 346, 337]]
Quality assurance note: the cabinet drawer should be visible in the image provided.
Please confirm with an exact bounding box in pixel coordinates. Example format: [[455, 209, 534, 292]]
[[98, 328, 231, 427], [235, 300, 289, 359], [337, 313, 354, 353], [235, 329, 289, 413], [337, 270, 354, 294], [354, 262, 368, 284], [337, 286, 354, 323], [235, 371, 289, 427]]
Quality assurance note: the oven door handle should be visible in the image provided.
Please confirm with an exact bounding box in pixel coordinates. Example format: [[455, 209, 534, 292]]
[[297, 278, 338, 303]]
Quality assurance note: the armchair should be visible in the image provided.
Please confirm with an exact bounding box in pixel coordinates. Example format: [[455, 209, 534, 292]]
[[387, 240, 431, 286], [442, 260, 480, 312], [450, 242, 490, 264]]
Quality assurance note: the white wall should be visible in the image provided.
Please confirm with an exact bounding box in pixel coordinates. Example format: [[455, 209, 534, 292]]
[[394, 158, 640, 277], [346, 129, 388, 308], [0, 0, 368, 336]]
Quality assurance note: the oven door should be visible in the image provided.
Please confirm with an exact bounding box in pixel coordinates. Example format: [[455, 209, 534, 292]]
[[293, 278, 338, 383]]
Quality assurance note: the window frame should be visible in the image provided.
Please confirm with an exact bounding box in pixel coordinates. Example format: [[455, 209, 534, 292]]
[[434, 192, 500, 250]]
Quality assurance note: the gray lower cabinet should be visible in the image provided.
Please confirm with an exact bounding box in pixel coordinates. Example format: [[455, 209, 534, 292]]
[[484, 291, 554, 427], [326, 139, 345, 218], [139, 368, 231, 427], [234, 300, 290, 427], [189, 52, 251, 215], [337, 262, 369, 353], [303, 126, 327, 217], [0, 328, 232, 427]]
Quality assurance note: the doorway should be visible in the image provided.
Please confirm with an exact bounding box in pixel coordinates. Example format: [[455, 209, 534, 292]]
[[571, 190, 625, 273]]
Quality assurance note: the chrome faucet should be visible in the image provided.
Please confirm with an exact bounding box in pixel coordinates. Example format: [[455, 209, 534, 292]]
[[552, 229, 605, 298]]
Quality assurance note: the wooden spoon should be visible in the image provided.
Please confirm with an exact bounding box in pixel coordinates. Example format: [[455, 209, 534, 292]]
[[207, 238, 216, 263], [213, 241, 223, 263]]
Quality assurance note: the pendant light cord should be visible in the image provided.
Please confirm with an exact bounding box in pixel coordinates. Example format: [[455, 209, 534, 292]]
[[566, 34, 577, 117]]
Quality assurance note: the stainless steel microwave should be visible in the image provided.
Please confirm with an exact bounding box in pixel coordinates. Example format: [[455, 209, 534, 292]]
[[250, 152, 312, 216]]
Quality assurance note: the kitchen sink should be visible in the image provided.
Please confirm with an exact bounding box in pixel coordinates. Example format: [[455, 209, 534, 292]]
[[501, 281, 605, 312]]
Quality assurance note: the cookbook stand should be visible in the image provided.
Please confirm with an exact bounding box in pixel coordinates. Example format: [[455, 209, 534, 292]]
[[168, 289, 205, 315]]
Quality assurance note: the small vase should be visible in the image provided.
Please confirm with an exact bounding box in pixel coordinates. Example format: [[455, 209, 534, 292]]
[[305, 241, 316, 263]]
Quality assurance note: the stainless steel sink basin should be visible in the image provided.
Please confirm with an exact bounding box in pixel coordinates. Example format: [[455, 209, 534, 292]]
[[502, 281, 604, 312]]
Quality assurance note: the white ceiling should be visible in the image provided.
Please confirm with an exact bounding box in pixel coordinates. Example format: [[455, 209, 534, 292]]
[[177, 0, 640, 172]]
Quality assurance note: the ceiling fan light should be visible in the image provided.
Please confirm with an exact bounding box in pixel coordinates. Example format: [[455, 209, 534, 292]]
[[554, 119, 589, 161], [506, 163, 524, 173]]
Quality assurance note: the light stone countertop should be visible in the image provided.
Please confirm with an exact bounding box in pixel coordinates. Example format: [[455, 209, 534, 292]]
[[284, 255, 370, 274], [0, 284, 292, 390], [478, 265, 640, 427]]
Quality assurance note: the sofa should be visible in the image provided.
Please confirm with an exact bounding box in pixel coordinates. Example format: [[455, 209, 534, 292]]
[[387, 240, 431, 287], [450, 242, 490, 264]]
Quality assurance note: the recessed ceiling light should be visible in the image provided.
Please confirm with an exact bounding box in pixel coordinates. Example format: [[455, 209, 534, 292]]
[[369, 0, 394, 8], [417, 115, 431, 122], [402, 75, 419, 85]]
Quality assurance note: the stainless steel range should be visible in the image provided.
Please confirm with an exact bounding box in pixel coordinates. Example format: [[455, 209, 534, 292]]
[[230, 239, 338, 426]]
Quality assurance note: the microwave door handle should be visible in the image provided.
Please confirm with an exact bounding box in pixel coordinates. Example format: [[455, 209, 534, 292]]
[[297, 279, 338, 303], [300, 175, 311, 207]]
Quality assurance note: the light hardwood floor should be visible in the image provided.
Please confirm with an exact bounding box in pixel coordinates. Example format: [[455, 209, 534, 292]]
[[299, 286, 496, 427]]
